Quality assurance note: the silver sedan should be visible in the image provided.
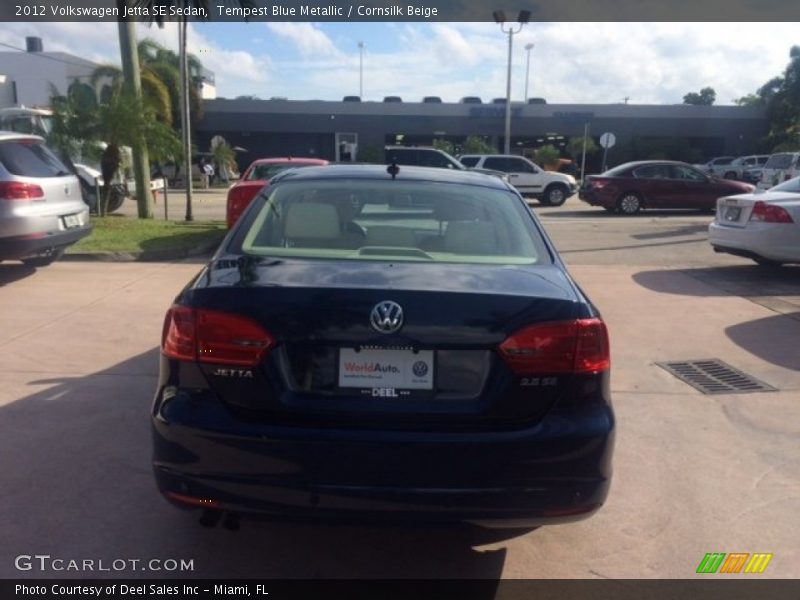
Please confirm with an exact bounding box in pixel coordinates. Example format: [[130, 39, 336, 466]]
[[709, 176, 800, 266]]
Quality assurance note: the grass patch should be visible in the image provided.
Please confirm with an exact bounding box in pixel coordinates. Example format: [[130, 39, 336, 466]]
[[67, 216, 227, 254]]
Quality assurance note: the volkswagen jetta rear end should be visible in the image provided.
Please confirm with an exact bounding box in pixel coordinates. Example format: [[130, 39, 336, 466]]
[[152, 165, 614, 527]]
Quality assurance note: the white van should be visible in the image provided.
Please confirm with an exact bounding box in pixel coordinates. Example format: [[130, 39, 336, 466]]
[[757, 152, 800, 190]]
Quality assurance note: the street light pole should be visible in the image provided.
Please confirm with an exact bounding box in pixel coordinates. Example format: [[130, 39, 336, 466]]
[[524, 43, 534, 103], [494, 11, 529, 155], [357, 41, 364, 98]]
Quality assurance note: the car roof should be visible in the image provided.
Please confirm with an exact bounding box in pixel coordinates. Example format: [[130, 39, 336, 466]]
[[612, 160, 696, 169], [0, 131, 44, 142], [249, 157, 328, 165], [270, 163, 511, 190]]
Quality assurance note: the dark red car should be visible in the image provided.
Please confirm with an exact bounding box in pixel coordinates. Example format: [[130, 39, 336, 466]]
[[226, 157, 329, 227], [579, 161, 754, 215]]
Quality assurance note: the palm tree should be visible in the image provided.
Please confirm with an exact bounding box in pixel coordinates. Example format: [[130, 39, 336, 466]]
[[130, 0, 256, 220], [50, 81, 181, 216], [137, 39, 203, 127], [89, 63, 172, 125]]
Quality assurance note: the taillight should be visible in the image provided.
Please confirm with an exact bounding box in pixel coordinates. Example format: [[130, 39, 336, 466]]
[[227, 186, 256, 228], [499, 318, 610, 375], [590, 179, 610, 190], [161, 305, 274, 366], [0, 181, 44, 200], [749, 201, 794, 224]]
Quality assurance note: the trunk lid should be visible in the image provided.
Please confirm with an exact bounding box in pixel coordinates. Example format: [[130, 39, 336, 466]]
[[184, 258, 585, 430]]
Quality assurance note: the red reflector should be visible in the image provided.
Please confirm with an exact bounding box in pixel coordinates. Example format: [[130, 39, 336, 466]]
[[749, 201, 794, 224], [161, 305, 274, 366], [164, 491, 221, 509], [0, 181, 44, 200], [499, 318, 610, 375]]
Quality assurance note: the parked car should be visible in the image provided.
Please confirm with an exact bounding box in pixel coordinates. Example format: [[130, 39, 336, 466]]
[[0, 132, 91, 266], [458, 154, 577, 206], [742, 167, 765, 185], [709, 176, 800, 266], [725, 155, 770, 180], [384, 146, 508, 181], [757, 152, 800, 191], [693, 156, 736, 177], [153, 164, 614, 528], [579, 161, 754, 215], [225, 157, 329, 228]]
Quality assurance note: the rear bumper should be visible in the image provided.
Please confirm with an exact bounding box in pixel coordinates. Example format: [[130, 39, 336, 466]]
[[0, 225, 91, 260], [578, 190, 610, 207], [152, 390, 615, 527], [708, 221, 800, 263]]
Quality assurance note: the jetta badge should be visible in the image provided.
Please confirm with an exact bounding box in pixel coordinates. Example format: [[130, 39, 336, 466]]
[[370, 301, 403, 334]]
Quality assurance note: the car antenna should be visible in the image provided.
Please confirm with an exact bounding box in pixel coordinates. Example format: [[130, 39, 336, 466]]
[[387, 162, 399, 180]]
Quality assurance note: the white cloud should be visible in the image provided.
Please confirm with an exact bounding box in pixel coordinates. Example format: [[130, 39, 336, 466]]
[[2, 22, 798, 104], [265, 23, 343, 59]]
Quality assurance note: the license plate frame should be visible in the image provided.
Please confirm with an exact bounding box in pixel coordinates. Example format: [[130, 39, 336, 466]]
[[62, 214, 81, 229], [724, 206, 741, 221], [337, 346, 435, 393]]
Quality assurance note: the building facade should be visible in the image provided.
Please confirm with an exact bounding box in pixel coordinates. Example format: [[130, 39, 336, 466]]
[[0, 37, 102, 109], [196, 98, 769, 173]]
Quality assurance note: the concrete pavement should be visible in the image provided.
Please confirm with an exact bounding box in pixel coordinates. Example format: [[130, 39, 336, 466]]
[[0, 256, 798, 579]]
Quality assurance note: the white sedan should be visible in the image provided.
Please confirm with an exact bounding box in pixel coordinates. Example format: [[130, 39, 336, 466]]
[[709, 176, 800, 266]]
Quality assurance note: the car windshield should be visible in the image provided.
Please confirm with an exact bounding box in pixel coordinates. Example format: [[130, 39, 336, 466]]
[[0, 139, 71, 177], [239, 179, 549, 265], [768, 176, 800, 193], [247, 163, 311, 180], [459, 156, 479, 167], [764, 153, 795, 169]]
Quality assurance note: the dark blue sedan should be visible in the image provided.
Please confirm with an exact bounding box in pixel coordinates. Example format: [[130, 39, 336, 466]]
[[152, 164, 614, 529]]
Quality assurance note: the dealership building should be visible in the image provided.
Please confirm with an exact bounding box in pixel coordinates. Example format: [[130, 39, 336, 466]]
[[196, 97, 769, 171]]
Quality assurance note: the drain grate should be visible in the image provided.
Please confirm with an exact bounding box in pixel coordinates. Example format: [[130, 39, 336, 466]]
[[656, 359, 777, 395]]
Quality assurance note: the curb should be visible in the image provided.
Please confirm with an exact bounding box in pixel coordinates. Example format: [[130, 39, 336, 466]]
[[63, 235, 223, 263]]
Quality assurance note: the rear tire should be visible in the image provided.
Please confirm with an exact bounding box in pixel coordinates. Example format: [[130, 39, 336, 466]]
[[616, 192, 642, 215], [21, 248, 64, 268], [542, 184, 568, 206], [723, 171, 737, 180]]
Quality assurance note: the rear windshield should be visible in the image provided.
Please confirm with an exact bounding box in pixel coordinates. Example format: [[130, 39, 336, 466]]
[[459, 156, 480, 167], [238, 179, 550, 265], [764, 153, 797, 169], [769, 176, 800, 193], [247, 163, 314, 181], [0, 140, 71, 177]]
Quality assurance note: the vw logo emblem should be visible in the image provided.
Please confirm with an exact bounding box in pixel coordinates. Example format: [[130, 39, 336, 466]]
[[370, 301, 403, 334]]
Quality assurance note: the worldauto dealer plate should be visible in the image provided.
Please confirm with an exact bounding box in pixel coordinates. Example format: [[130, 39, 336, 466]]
[[338, 348, 434, 391]]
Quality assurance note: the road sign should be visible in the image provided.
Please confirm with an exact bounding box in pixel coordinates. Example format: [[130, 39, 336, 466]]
[[599, 132, 616, 149]]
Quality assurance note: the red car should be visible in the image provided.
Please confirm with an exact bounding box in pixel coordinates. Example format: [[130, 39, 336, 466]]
[[226, 157, 329, 227], [579, 161, 754, 215]]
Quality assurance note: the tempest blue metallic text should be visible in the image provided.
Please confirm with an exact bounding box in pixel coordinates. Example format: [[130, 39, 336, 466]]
[[152, 165, 614, 529]]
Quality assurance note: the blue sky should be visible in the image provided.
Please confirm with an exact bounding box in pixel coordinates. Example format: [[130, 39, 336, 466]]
[[2, 21, 798, 105]]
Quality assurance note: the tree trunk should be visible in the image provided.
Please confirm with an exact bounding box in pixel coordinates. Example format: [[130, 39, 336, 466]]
[[117, 19, 153, 219]]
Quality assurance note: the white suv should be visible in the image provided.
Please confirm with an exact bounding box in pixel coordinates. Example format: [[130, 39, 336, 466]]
[[458, 154, 577, 205]]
